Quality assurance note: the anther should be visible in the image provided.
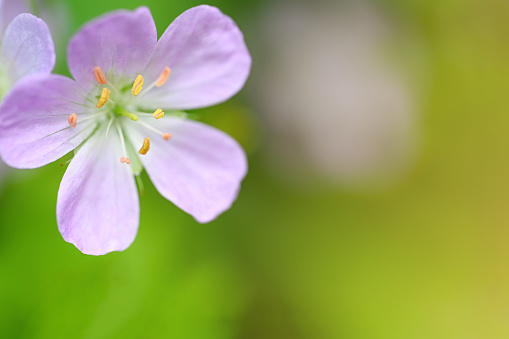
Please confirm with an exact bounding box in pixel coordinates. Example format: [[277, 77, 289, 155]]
[[68, 113, 77, 128], [120, 157, 131, 165], [132, 75, 144, 96], [162, 133, 172, 141], [138, 137, 151, 155], [153, 109, 164, 120], [96, 88, 111, 108], [156, 67, 171, 87], [93, 66, 107, 85]]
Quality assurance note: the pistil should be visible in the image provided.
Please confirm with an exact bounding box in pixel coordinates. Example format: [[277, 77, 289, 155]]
[[114, 107, 139, 121]]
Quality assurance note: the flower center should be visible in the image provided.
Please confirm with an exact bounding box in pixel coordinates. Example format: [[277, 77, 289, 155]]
[[67, 66, 173, 167]]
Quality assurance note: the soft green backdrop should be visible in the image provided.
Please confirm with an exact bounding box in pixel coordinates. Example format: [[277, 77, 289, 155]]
[[1, 0, 509, 338]]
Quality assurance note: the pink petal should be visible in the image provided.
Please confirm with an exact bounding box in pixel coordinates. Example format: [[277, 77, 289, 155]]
[[1, 13, 55, 83], [139, 5, 251, 110], [67, 6, 157, 83], [0, 74, 96, 169], [126, 117, 247, 223], [57, 126, 140, 255]]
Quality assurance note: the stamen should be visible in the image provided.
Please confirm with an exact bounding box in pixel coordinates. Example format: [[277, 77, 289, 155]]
[[132, 75, 144, 96], [138, 137, 150, 155], [116, 123, 131, 165], [137, 67, 172, 97], [120, 156, 131, 165], [156, 67, 171, 87], [137, 120, 172, 140], [93, 66, 107, 85], [68, 113, 77, 128], [96, 88, 111, 108], [153, 109, 164, 120]]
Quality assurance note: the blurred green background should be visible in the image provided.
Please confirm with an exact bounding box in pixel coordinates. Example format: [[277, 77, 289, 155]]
[[1, 0, 509, 338]]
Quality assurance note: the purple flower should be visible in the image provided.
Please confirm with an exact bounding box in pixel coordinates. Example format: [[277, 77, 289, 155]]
[[0, 0, 55, 99], [0, 6, 251, 255]]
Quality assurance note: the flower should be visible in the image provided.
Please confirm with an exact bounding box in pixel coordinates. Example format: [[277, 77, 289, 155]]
[[0, 1, 55, 100], [0, 6, 251, 255], [0, 1, 55, 191]]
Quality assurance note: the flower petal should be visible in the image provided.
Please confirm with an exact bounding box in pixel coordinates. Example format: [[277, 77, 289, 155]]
[[1, 13, 55, 83], [57, 126, 140, 255], [126, 117, 247, 223], [0, 74, 96, 168], [67, 6, 157, 84], [139, 5, 251, 110], [0, 0, 30, 36]]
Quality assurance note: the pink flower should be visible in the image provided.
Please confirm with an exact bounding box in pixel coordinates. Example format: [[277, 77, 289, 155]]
[[0, 6, 251, 255], [0, 0, 55, 99]]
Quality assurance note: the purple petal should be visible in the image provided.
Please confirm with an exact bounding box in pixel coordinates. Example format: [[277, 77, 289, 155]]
[[126, 117, 247, 223], [0, 74, 96, 168], [67, 7, 157, 83], [139, 5, 251, 110], [1, 13, 55, 83], [0, 0, 30, 36], [57, 127, 140, 255]]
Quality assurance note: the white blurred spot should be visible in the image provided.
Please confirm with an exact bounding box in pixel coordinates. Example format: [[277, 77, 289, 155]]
[[252, 0, 427, 191]]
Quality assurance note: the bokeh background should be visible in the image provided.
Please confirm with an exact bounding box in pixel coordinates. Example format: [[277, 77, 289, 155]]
[[1, 0, 508, 337]]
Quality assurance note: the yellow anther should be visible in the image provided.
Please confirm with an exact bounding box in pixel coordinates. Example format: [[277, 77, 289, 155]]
[[120, 157, 131, 165], [93, 66, 107, 85], [138, 137, 150, 155], [68, 113, 77, 128], [132, 75, 144, 96], [156, 67, 171, 87], [162, 133, 172, 141], [96, 88, 111, 108], [153, 109, 164, 120]]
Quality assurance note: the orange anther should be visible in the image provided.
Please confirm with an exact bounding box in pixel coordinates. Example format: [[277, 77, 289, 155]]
[[93, 66, 107, 85], [68, 113, 77, 128], [156, 67, 171, 87], [162, 133, 172, 141]]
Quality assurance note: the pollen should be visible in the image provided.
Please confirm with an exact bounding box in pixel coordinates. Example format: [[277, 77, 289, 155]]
[[96, 88, 111, 108], [156, 67, 171, 87], [68, 113, 77, 128], [132, 75, 144, 96], [153, 109, 164, 120], [120, 156, 131, 165], [93, 66, 107, 85], [138, 137, 151, 155], [162, 133, 172, 141]]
